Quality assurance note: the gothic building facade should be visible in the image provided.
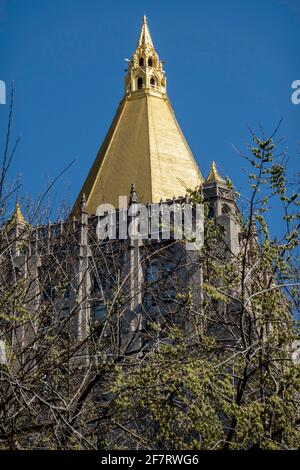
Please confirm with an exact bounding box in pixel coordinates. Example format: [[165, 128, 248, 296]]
[[2, 17, 241, 366]]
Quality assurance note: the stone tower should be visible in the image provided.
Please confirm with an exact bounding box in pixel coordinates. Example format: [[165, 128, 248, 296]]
[[202, 161, 240, 256]]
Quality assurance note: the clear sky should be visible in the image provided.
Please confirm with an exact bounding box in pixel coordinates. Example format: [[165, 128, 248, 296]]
[[0, 0, 299, 230]]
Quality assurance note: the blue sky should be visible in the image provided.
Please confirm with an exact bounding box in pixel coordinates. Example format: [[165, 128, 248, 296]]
[[0, 0, 299, 230]]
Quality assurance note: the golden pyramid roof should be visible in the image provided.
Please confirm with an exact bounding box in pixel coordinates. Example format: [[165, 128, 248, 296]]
[[15, 203, 26, 223], [206, 161, 224, 183], [12, 203, 26, 224], [72, 17, 203, 215], [6, 202, 27, 228]]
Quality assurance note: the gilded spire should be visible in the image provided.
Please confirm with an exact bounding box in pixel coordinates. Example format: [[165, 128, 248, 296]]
[[138, 15, 154, 48], [7, 202, 26, 227], [125, 15, 166, 96], [14, 202, 26, 224], [206, 161, 224, 183], [71, 17, 203, 214]]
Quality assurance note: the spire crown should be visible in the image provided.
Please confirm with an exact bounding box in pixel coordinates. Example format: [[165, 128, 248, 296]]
[[124, 16, 167, 96]]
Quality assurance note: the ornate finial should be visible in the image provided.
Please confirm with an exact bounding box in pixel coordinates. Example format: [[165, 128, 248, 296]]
[[6, 202, 27, 228], [250, 215, 257, 237], [80, 192, 87, 212], [15, 203, 25, 223], [138, 14, 154, 47], [206, 161, 225, 183], [10, 202, 26, 225], [129, 183, 138, 205]]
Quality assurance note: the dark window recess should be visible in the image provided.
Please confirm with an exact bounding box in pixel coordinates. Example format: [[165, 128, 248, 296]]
[[208, 206, 215, 218], [137, 77, 143, 89], [144, 263, 160, 309], [93, 304, 107, 324], [222, 204, 231, 215], [61, 303, 69, 317]]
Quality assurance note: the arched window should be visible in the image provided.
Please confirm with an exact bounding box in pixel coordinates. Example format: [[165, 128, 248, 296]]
[[150, 77, 156, 88], [222, 204, 231, 215], [139, 57, 144, 66], [148, 57, 153, 67], [137, 77, 143, 89]]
